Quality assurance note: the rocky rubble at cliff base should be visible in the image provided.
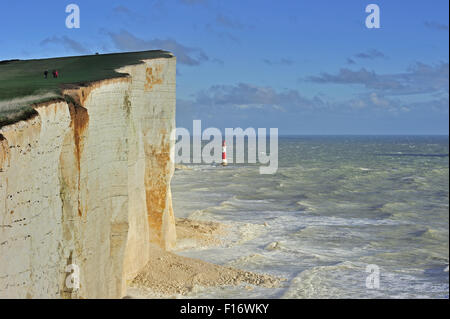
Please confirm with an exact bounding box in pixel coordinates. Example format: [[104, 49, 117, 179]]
[[128, 218, 285, 297]]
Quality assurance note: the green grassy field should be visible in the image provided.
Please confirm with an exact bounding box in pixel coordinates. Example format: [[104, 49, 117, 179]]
[[0, 50, 172, 127]]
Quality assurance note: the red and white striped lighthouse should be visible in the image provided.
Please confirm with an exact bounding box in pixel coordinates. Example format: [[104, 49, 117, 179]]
[[221, 140, 228, 166]]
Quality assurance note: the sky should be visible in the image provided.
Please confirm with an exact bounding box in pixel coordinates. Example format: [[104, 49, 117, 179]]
[[0, 0, 448, 135]]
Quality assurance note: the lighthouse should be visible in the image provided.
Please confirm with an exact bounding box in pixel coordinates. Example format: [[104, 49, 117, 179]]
[[221, 140, 228, 166]]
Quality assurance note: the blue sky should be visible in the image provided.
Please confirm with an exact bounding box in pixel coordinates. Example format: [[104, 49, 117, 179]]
[[0, 0, 448, 134]]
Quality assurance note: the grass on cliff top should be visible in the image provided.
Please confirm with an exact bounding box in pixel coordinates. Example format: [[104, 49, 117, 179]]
[[0, 50, 173, 127]]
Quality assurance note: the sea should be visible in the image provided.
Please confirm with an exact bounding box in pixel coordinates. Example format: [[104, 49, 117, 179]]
[[171, 135, 449, 298]]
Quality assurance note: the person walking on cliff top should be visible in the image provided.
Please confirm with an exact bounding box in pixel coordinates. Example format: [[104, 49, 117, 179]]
[[55, 70, 59, 78]]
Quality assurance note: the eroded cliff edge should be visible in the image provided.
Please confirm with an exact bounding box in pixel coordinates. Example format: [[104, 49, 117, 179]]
[[0, 56, 177, 298]]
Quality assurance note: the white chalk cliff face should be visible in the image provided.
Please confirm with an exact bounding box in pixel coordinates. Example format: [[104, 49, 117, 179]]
[[0, 57, 177, 298]]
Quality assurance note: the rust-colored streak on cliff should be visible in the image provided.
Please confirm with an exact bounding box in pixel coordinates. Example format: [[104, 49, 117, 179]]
[[67, 103, 89, 216], [68, 103, 89, 170], [144, 141, 171, 246], [0, 134, 9, 172], [144, 65, 163, 91]]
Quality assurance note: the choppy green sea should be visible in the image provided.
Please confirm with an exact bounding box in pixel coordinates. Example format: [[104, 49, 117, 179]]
[[171, 136, 449, 298]]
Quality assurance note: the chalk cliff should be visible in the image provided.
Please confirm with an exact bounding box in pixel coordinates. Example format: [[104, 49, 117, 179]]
[[0, 56, 177, 298]]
